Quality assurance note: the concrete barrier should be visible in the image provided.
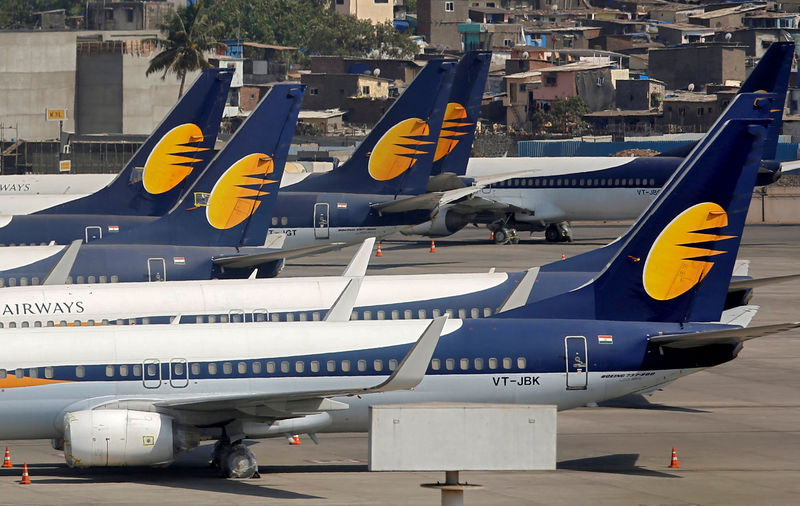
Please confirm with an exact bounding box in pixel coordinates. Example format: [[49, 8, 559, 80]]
[[747, 187, 800, 224]]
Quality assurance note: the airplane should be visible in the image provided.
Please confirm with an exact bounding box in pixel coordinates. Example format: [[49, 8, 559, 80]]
[[0, 68, 233, 237], [404, 41, 795, 243], [0, 83, 306, 284], [0, 91, 796, 479]]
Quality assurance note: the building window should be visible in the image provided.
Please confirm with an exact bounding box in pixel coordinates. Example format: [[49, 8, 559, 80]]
[[503, 39, 513, 47], [336, 0, 343, 3], [445, 1, 454, 11], [310, 88, 319, 95], [362, 85, 370, 95], [375, 0, 388, 3]]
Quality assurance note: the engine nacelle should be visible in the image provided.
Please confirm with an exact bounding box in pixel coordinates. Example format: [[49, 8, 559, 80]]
[[401, 208, 473, 237], [63, 409, 196, 468]]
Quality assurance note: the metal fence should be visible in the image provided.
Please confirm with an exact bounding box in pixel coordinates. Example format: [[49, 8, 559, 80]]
[[0, 140, 143, 175]]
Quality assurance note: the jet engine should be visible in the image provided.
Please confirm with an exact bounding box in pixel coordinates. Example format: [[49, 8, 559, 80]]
[[401, 208, 473, 237], [63, 409, 197, 467]]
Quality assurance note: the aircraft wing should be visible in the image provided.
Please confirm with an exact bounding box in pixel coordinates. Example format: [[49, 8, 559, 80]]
[[212, 242, 349, 269], [152, 317, 447, 414], [728, 273, 800, 290], [648, 322, 800, 349]]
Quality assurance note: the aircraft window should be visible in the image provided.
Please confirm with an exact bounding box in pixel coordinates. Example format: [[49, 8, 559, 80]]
[[635, 178, 641, 186], [147, 363, 158, 377], [271, 217, 278, 226], [310, 361, 320, 373], [75, 366, 85, 378], [32, 321, 40, 328], [231, 313, 243, 323], [8, 278, 15, 287], [219, 314, 229, 323], [528, 179, 534, 186], [13, 369, 22, 379], [433, 309, 441, 317], [556, 179, 562, 187], [357, 360, 367, 372], [391, 310, 399, 320], [111, 275, 119, 283], [295, 361, 305, 373], [44, 367, 53, 379], [280, 361, 290, 373], [571, 179, 576, 186], [101, 319, 109, 326], [579, 179, 585, 186], [208, 363, 218, 375], [173, 362, 185, 376], [270, 314, 280, 322], [460, 358, 469, 370], [628, 178, 634, 186], [28, 368, 38, 379], [377, 310, 385, 320], [105, 365, 114, 377], [73, 320, 81, 326], [431, 359, 440, 370], [483, 308, 492, 317], [21, 321, 29, 328], [614, 178, 619, 186], [299, 313, 307, 321], [341, 360, 351, 372], [254, 311, 267, 322], [190, 363, 200, 376], [195, 315, 203, 324], [488, 357, 498, 370], [99, 276, 107, 283], [470, 308, 479, 318], [252, 362, 262, 374], [281, 217, 288, 226], [266, 361, 276, 374], [404, 310, 412, 319], [47, 321, 54, 327], [0, 369, 5, 379], [88, 320, 96, 326], [133, 364, 142, 377], [649, 178, 655, 186], [237, 362, 246, 374], [312, 312, 321, 321], [445, 358, 455, 371], [88, 276, 96, 284], [445, 309, 454, 317], [474, 358, 484, 370], [514, 179, 519, 186], [327, 360, 336, 372], [20, 277, 28, 286], [77, 276, 85, 284], [593, 178, 599, 186], [418, 309, 427, 319], [9, 322, 15, 328], [517, 357, 527, 369], [66, 277, 72, 284], [374, 360, 383, 372], [0, 279, 4, 287], [350, 311, 359, 321], [458, 309, 466, 319], [0, 322, 3, 328], [207, 314, 216, 323], [389, 359, 398, 371], [502, 357, 512, 369], [363, 311, 372, 320]]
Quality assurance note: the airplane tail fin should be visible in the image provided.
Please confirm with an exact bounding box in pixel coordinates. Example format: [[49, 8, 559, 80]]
[[104, 84, 305, 247], [502, 93, 777, 323], [41, 68, 234, 216], [295, 59, 456, 195], [430, 50, 491, 177]]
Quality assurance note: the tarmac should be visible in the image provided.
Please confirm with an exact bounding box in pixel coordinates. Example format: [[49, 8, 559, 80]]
[[0, 224, 798, 505]]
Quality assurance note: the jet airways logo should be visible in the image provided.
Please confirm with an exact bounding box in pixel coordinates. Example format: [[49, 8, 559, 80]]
[[643, 202, 735, 300], [142, 123, 208, 194], [368, 118, 434, 181], [434, 102, 473, 162], [205, 153, 276, 229]]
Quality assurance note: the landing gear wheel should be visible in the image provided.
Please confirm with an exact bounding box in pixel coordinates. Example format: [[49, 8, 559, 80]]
[[493, 228, 508, 244], [558, 223, 573, 243], [221, 444, 258, 479], [209, 440, 225, 468], [545, 224, 561, 243]]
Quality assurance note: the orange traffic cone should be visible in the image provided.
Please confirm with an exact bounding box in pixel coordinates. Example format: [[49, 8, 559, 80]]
[[490, 231, 494, 241], [668, 447, 680, 469], [430, 240, 437, 253], [561, 252, 566, 260], [2, 447, 12, 468], [289, 435, 301, 446], [19, 463, 31, 485], [376, 242, 383, 257]]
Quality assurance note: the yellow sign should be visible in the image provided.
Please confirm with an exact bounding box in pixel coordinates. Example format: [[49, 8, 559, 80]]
[[46, 109, 67, 121], [59, 160, 71, 172]]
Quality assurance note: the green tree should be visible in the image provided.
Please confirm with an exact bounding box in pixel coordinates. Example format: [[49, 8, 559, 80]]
[[145, 3, 227, 97], [0, 0, 82, 29], [530, 96, 590, 135]]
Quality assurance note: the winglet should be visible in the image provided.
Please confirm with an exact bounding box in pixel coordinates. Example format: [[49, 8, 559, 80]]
[[42, 239, 82, 285], [497, 267, 540, 313], [363, 316, 447, 393], [324, 278, 362, 322], [341, 237, 375, 277]]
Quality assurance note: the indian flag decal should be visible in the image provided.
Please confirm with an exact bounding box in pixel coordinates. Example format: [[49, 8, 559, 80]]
[[108, 225, 119, 233], [337, 202, 347, 209], [173, 257, 186, 265], [598, 335, 613, 344]]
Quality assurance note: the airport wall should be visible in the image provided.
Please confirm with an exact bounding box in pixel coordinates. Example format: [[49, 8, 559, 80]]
[[748, 186, 800, 223]]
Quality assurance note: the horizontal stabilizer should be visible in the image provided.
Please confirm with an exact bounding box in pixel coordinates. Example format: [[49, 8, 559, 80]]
[[717, 305, 759, 327], [154, 317, 447, 414], [729, 273, 800, 291], [648, 322, 800, 349], [212, 243, 348, 269]]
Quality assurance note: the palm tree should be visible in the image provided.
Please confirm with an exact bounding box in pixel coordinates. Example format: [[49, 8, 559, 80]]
[[145, 3, 227, 97]]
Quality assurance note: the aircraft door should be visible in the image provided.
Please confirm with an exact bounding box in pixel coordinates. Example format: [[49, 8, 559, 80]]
[[314, 203, 330, 239], [147, 258, 166, 282], [565, 336, 588, 390], [169, 359, 188, 388], [142, 359, 162, 389], [84, 226, 102, 243]]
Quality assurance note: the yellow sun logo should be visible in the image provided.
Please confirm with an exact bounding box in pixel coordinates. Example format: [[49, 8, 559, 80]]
[[434, 102, 473, 162], [642, 202, 736, 300], [142, 123, 208, 194], [368, 118, 434, 181], [206, 153, 276, 230]]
